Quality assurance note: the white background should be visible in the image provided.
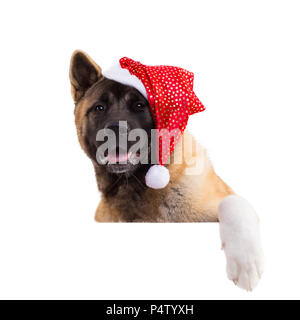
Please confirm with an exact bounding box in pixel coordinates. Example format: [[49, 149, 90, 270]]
[[0, 0, 299, 300]]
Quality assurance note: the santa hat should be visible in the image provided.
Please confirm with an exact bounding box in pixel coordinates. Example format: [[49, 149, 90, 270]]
[[103, 57, 205, 189]]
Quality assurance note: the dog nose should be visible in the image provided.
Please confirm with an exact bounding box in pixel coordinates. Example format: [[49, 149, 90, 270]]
[[105, 121, 130, 136], [105, 121, 120, 131]]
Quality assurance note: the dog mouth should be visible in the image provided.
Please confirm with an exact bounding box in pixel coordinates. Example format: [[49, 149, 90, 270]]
[[105, 148, 141, 174]]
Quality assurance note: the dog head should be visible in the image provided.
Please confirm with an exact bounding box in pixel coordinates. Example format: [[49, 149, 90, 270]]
[[69, 50, 155, 180]]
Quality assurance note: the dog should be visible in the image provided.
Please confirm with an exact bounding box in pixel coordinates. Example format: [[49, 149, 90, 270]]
[[69, 50, 264, 291]]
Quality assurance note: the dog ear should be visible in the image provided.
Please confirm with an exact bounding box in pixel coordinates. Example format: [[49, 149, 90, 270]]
[[69, 50, 102, 102]]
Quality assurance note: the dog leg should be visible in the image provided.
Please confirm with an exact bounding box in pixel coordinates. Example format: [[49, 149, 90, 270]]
[[218, 195, 264, 291], [94, 200, 120, 222]]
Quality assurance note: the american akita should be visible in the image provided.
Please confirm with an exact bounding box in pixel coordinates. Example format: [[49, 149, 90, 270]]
[[69, 50, 264, 291]]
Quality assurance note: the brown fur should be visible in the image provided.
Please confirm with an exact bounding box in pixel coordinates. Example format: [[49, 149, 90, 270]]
[[70, 50, 234, 222], [94, 134, 234, 222]]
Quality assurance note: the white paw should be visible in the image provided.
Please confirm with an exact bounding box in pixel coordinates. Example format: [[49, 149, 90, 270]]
[[219, 195, 264, 291]]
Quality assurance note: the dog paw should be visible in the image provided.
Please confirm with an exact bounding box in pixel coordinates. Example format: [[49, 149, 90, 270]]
[[224, 243, 264, 291], [219, 195, 264, 291]]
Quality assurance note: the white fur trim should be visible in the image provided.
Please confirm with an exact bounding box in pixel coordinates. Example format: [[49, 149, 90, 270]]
[[103, 63, 147, 99], [219, 195, 264, 291], [145, 165, 170, 189]]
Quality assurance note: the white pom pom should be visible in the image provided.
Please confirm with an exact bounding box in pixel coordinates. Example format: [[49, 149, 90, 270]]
[[145, 165, 170, 189]]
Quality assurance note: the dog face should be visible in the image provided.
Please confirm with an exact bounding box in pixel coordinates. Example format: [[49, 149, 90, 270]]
[[70, 51, 155, 177], [84, 79, 155, 174]]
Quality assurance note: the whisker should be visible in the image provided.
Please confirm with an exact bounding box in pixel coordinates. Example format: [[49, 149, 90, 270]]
[[106, 174, 123, 193], [125, 173, 129, 189], [132, 173, 147, 190]]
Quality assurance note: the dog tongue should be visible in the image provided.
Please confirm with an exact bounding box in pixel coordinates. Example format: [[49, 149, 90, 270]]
[[107, 152, 130, 163]]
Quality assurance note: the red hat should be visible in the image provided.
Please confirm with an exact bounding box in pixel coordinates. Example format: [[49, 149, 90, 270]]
[[103, 57, 205, 189]]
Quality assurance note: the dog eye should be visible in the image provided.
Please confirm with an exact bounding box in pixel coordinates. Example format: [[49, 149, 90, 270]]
[[94, 104, 105, 112], [133, 102, 145, 111]]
